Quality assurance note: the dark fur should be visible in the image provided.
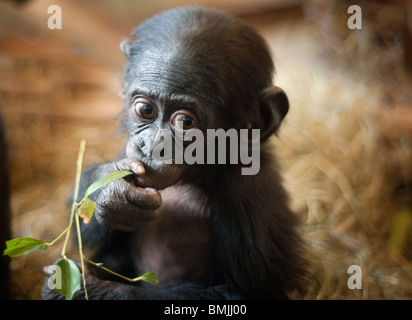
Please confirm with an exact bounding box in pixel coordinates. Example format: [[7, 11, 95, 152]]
[[42, 7, 306, 300]]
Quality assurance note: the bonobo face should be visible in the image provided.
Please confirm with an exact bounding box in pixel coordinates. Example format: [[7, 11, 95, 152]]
[[124, 69, 208, 190], [123, 40, 224, 190], [121, 8, 289, 189]]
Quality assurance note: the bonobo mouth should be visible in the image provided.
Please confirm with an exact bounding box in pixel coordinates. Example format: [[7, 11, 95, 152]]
[[126, 140, 183, 190]]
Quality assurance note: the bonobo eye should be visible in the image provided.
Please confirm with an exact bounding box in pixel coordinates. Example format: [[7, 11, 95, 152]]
[[171, 111, 198, 130], [132, 98, 157, 121]]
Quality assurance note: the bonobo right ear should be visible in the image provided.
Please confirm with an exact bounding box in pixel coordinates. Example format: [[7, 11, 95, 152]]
[[256, 86, 289, 142], [120, 40, 131, 58]]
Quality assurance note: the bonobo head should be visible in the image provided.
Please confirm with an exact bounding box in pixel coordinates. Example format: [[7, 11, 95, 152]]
[[120, 7, 289, 189]]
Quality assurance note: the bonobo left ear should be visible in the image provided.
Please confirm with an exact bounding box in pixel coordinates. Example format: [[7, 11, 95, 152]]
[[256, 86, 289, 142], [120, 40, 131, 58]]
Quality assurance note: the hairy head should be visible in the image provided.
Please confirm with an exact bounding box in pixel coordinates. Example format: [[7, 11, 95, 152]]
[[120, 7, 288, 189]]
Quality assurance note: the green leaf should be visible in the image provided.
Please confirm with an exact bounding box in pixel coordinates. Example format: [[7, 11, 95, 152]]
[[135, 272, 159, 285], [55, 257, 81, 300], [78, 197, 96, 224], [83, 170, 133, 199], [3, 237, 50, 257]]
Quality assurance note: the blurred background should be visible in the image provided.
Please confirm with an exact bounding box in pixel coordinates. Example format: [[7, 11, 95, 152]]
[[0, 0, 411, 299]]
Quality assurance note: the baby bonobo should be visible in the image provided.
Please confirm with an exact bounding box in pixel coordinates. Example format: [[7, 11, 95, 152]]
[[42, 7, 306, 300]]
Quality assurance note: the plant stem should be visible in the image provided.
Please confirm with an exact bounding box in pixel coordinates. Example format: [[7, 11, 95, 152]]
[[86, 258, 143, 282], [61, 139, 88, 299], [75, 212, 88, 299], [49, 226, 69, 246], [61, 139, 86, 257]]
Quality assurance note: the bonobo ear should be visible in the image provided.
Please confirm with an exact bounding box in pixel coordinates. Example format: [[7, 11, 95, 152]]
[[120, 40, 131, 58], [256, 86, 289, 142]]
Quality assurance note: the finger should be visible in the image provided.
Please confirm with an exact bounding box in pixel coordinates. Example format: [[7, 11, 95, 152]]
[[43, 265, 53, 276], [123, 185, 162, 209], [115, 158, 145, 175]]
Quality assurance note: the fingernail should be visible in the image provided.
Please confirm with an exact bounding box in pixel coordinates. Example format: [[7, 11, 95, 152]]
[[130, 160, 145, 175], [136, 163, 145, 175]]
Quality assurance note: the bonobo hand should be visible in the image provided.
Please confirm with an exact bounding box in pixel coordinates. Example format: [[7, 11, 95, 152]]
[[88, 158, 162, 231]]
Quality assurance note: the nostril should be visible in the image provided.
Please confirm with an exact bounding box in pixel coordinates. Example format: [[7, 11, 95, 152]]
[[138, 139, 145, 149], [138, 139, 153, 158]]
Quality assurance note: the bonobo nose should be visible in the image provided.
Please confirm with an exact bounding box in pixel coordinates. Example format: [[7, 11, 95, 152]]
[[130, 129, 173, 162], [138, 139, 153, 158]]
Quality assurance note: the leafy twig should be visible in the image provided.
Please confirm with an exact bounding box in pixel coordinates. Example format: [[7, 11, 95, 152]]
[[3, 139, 158, 300]]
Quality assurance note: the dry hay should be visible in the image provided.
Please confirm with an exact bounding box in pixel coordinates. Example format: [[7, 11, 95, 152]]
[[278, 0, 412, 299]]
